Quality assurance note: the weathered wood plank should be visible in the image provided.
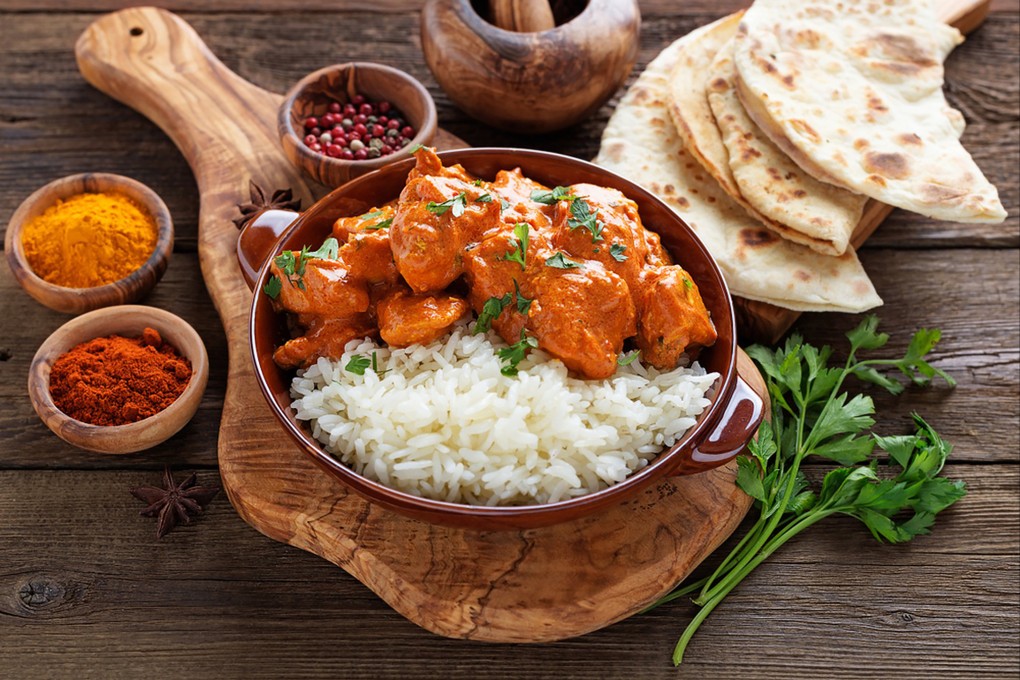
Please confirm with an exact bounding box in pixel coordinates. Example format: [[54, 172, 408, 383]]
[[0, 14, 1016, 253], [1, 245, 1016, 468], [0, 465, 1015, 678], [0, 0, 1015, 14]]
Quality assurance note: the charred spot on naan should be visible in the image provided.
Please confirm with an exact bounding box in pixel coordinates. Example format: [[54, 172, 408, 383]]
[[922, 183, 969, 203], [739, 228, 779, 247], [854, 33, 939, 76], [863, 151, 910, 180], [789, 119, 822, 144], [898, 133, 923, 146]]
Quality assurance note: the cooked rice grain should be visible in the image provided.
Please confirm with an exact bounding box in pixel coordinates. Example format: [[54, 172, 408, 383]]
[[290, 321, 718, 506]]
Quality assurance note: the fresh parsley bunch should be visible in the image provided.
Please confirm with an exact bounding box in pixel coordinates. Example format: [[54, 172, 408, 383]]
[[652, 316, 966, 665]]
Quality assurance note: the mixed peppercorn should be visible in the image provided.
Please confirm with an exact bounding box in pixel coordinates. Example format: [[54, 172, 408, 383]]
[[302, 94, 416, 161]]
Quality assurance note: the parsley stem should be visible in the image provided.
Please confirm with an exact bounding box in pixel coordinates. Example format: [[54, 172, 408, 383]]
[[697, 515, 770, 597], [641, 576, 710, 613]]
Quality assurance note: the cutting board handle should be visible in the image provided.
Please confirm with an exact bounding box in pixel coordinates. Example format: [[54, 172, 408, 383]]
[[74, 7, 304, 204]]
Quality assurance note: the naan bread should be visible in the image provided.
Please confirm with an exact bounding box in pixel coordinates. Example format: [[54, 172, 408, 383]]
[[734, 0, 1006, 223], [666, 13, 864, 256], [595, 17, 882, 313], [708, 38, 867, 256]]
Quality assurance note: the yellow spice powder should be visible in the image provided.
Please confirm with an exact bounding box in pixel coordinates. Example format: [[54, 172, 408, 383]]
[[20, 192, 158, 288]]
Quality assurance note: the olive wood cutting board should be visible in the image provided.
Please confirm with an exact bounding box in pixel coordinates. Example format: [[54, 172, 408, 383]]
[[73, 1, 987, 642]]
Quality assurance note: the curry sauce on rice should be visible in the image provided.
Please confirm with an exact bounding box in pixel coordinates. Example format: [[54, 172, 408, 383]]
[[267, 147, 720, 505]]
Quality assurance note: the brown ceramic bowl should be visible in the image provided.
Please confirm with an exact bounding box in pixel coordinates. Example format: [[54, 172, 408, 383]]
[[238, 148, 763, 530], [279, 62, 438, 189], [28, 305, 209, 454], [5, 173, 174, 314]]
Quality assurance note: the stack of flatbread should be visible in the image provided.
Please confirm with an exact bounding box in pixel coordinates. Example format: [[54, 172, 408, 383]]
[[595, 0, 1005, 313]]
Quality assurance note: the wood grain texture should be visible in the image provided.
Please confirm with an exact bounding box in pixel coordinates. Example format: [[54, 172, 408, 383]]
[[0, 1, 1016, 676], [69, 6, 765, 642], [1, 13, 1014, 254], [4, 173, 174, 314], [0, 0, 1016, 14], [421, 0, 640, 132], [26, 305, 209, 454], [0, 465, 1015, 678]]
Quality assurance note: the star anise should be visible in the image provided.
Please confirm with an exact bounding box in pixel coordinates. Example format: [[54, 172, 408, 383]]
[[234, 179, 302, 229], [130, 466, 221, 539]]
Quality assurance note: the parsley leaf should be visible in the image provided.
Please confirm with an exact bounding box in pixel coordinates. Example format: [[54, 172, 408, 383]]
[[617, 349, 640, 366], [263, 275, 282, 299], [513, 280, 533, 315], [498, 223, 530, 270], [426, 193, 467, 217], [610, 243, 628, 261], [473, 293, 512, 334], [650, 317, 963, 666], [545, 252, 583, 269], [359, 210, 384, 221], [273, 237, 339, 290], [475, 193, 493, 203], [567, 197, 604, 242], [364, 217, 392, 231], [344, 355, 372, 375], [530, 186, 574, 205], [497, 330, 538, 376]]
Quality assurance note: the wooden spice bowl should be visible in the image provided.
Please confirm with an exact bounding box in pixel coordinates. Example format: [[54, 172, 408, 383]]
[[4, 172, 174, 314], [28, 305, 209, 454], [278, 62, 438, 188]]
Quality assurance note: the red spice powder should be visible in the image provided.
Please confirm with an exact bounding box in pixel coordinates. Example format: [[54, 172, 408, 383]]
[[48, 327, 192, 426]]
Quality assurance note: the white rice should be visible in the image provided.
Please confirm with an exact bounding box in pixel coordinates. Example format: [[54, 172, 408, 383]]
[[289, 320, 719, 506]]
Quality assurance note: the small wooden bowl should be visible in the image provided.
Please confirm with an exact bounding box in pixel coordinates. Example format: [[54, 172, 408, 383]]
[[4, 173, 174, 314], [279, 62, 438, 188], [28, 305, 209, 454], [420, 0, 641, 133]]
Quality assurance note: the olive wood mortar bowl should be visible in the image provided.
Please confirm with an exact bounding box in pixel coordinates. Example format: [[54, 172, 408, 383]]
[[237, 148, 763, 531], [279, 62, 438, 189], [420, 0, 640, 133], [4, 173, 174, 314], [28, 305, 209, 454]]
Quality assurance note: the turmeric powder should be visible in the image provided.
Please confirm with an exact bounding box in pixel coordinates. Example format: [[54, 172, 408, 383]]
[[20, 192, 158, 288]]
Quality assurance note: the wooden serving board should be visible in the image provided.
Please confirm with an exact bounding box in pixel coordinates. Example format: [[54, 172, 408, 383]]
[[74, 7, 768, 642], [732, 0, 992, 342]]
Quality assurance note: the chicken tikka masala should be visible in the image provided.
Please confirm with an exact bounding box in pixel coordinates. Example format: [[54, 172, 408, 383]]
[[267, 147, 717, 380]]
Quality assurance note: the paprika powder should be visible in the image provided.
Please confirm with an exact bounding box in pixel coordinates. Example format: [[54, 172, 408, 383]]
[[49, 327, 192, 426]]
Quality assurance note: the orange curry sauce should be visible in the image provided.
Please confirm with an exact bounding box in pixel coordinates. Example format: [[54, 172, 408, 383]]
[[269, 147, 717, 379]]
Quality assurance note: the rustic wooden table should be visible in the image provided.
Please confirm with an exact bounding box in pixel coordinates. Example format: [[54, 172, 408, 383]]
[[1, 1, 1017, 678]]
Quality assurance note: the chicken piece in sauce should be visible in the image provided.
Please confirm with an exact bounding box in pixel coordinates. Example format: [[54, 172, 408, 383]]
[[270, 147, 716, 378], [389, 173, 501, 292], [635, 267, 718, 368], [377, 288, 469, 347]]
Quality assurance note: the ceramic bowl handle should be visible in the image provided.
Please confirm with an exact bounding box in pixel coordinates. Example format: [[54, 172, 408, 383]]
[[674, 376, 765, 475], [236, 209, 300, 291]]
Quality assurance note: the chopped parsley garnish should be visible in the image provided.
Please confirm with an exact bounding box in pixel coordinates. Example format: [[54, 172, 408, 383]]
[[272, 237, 339, 291], [610, 243, 628, 262], [359, 210, 384, 221], [513, 280, 533, 315], [426, 193, 467, 217], [344, 354, 372, 375], [472, 179, 484, 187], [568, 196, 604, 242], [472, 280, 531, 334], [344, 351, 387, 376], [545, 252, 583, 269], [617, 349, 641, 366], [364, 217, 393, 231], [530, 186, 575, 205], [500, 199, 510, 211], [473, 293, 512, 334], [263, 275, 283, 299], [497, 330, 539, 377], [682, 276, 694, 290], [498, 223, 530, 270], [475, 193, 493, 203], [408, 143, 426, 154]]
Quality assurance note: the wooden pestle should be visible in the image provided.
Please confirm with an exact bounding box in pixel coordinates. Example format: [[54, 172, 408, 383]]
[[489, 0, 556, 32]]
